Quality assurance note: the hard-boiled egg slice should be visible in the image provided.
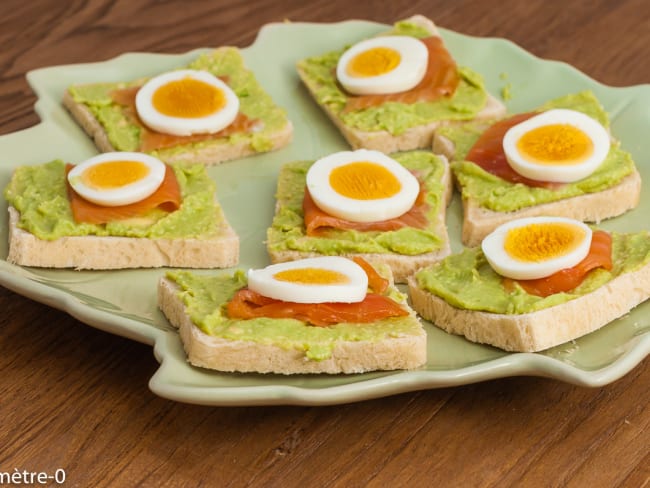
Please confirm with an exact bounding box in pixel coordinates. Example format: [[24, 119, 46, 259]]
[[247, 256, 369, 304], [67, 152, 166, 207], [306, 149, 420, 223], [135, 69, 239, 136], [502, 109, 610, 183], [336, 36, 429, 95], [481, 216, 593, 280]]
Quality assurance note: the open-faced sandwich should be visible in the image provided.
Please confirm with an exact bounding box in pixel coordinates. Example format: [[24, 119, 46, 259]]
[[408, 216, 650, 352], [63, 48, 293, 166], [266, 149, 452, 283], [158, 256, 426, 374], [296, 14, 505, 153], [433, 91, 642, 246], [4, 152, 238, 269]]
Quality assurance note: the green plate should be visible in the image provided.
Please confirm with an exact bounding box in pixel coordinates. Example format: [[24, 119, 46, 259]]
[[0, 19, 648, 406]]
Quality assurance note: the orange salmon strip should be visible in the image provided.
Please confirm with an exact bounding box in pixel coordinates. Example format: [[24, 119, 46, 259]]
[[466, 112, 565, 189], [351, 256, 388, 294], [303, 187, 428, 236], [226, 290, 408, 327], [342, 36, 459, 113], [505, 230, 613, 297], [66, 163, 182, 224], [110, 86, 259, 152], [226, 257, 407, 326]]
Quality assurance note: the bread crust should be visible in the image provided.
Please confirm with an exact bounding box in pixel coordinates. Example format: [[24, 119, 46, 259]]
[[62, 48, 293, 166], [407, 257, 650, 352], [7, 206, 239, 270], [431, 131, 457, 161], [460, 169, 642, 247], [157, 277, 427, 374], [295, 15, 506, 153], [268, 248, 449, 286], [266, 154, 454, 284]]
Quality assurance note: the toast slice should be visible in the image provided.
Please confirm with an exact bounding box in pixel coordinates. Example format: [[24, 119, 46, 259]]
[[63, 47, 293, 166], [433, 91, 643, 246], [408, 231, 650, 352], [6, 206, 238, 269], [296, 15, 506, 153], [158, 265, 427, 374], [458, 170, 642, 247], [4, 160, 239, 269], [266, 151, 453, 283]]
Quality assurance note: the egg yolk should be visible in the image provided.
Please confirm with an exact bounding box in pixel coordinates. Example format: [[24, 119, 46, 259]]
[[273, 268, 350, 285], [152, 77, 226, 118], [517, 124, 594, 165], [504, 222, 587, 263], [347, 47, 401, 78], [81, 160, 150, 190], [329, 162, 402, 200]]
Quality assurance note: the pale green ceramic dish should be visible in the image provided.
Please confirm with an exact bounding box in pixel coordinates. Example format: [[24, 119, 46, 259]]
[[0, 20, 648, 406]]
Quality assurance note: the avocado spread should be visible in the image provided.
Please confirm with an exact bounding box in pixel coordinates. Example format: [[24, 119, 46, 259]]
[[267, 151, 447, 256], [67, 48, 290, 157], [414, 231, 650, 314], [441, 91, 636, 212], [297, 20, 489, 135], [4, 160, 226, 240], [166, 268, 420, 361]]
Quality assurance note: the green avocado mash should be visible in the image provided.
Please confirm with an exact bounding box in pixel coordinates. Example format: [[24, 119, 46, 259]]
[[267, 151, 447, 256], [166, 268, 421, 361], [4, 160, 226, 240], [414, 231, 650, 314], [439, 90, 636, 212], [296, 20, 489, 135], [67, 48, 290, 157]]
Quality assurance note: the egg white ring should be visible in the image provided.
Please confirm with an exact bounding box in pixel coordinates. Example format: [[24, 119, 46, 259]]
[[336, 36, 429, 95], [247, 256, 369, 304], [502, 108, 610, 183], [481, 216, 593, 280], [67, 152, 167, 207], [306, 149, 420, 223], [135, 69, 240, 136]]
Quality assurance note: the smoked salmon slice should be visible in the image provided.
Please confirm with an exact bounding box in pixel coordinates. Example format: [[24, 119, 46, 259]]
[[66, 163, 182, 224], [110, 86, 259, 152], [226, 290, 408, 327], [465, 112, 564, 189], [505, 230, 613, 297], [303, 187, 428, 236], [226, 257, 407, 326], [342, 36, 459, 113], [352, 256, 388, 294]]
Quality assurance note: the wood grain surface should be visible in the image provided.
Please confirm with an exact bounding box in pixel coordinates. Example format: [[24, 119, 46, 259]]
[[0, 0, 648, 486]]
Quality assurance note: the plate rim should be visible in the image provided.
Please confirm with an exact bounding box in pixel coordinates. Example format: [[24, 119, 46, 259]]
[[1, 18, 648, 406]]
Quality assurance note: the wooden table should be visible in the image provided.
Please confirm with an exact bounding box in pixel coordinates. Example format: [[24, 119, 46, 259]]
[[1, 0, 648, 486]]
